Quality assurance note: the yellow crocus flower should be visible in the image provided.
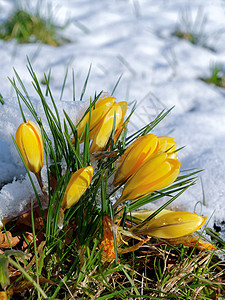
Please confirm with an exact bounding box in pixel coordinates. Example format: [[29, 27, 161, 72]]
[[90, 101, 127, 154], [75, 95, 127, 153], [113, 135, 177, 186], [15, 120, 43, 174], [135, 210, 207, 239], [77, 95, 115, 142], [114, 134, 158, 186], [114, 153, 180, 208], [61, 166, 93, 210]]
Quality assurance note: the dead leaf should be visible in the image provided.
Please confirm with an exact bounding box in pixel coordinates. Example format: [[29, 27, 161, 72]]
[[64, 221, 76, 245], [7, 276, 56, 295], [118, 238, 150, 254], [100, 216, 117, 263], [90, 150, 118, 161], [16, 207, 47, 232], [49, 172, 58, 194], [0, 291, 8, 300], [166, 234, 216, 250], [22, 232, 34, 251], [8, 264, 21, 280], [0, 231, 20, 248], [25, 241, 46, 270]]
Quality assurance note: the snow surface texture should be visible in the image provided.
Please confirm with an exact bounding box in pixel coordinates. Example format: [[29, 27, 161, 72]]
[[0, 0, 225, 229]]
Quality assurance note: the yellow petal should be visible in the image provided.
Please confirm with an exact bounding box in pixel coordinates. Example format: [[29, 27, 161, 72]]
[[114, 134, 158, 186], [157, 136, 176, 153], [61, 166, 93, 210], [119, 153, 180, 203], [138, 211, 207, 239], [15, 120, 43, 174], [90, 102, 124, 153], [117, 101, 127, 120], [76, 96, 115, 141], [109, 101, 127, 149], [131, 209, 174, 223], [114, 135, 177, 186]]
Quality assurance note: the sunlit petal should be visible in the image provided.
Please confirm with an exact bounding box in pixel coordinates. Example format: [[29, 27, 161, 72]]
[[137, 211, 207, 239], [77, 96, 115, 141], [61, 166, 93, 210], [114, 134, 158, 186], [15, 120, 43, 174], [90, 102, 125, 153], [117, 153, 180, 205], [114, 135, 177, 186]]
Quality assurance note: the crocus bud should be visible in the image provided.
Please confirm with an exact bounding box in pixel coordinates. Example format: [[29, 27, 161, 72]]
[[114, 135, 177, 186], [90, 101, 127, 154], [135, 210, 207, 239], [114, 134, 158, 186], [114, 153, 180, 208], [75, 95, 127, 153], [15, 120, 43, 174], [77, 96, 115, 141], [61, 166, 93, 210]]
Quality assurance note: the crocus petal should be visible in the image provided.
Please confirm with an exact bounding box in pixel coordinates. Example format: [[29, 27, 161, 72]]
[[114, 135, 177, 186], [75, 96, 127, 153], [113, 101, 127, 137], [109, 101, 128, 149], [157, 136, 176, 153], [61, 166, 93, 210], [131, 209, 174, 223], [118, 153, 180, 204], [90, 102, 125, 153], [137, 211, 207, 239], [15, 120, 43, 174], [76, 96, 115, 141], [114, 134, 158, 186]]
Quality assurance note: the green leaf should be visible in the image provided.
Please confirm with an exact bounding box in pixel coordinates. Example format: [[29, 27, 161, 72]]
[[0, 256, 9, 290]]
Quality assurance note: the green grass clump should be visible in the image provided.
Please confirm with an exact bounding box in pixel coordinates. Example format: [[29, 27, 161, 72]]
[[200, 64, 225, 88], [172, 28, 215, 52], [173, 30, 197, 45], [0, 9, 70, 46], [172, 8, 215, 52]]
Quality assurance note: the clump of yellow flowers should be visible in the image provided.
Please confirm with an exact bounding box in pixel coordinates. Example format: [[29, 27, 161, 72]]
[[14, 93, 213, 264], [113, 134, 180, 208]]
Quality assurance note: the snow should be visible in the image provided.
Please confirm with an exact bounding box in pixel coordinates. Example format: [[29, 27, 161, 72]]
[[0, 0, 225, 230]]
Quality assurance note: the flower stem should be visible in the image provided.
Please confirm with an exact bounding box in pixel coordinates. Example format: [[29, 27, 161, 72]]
[[35, 171, 48, 199]]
